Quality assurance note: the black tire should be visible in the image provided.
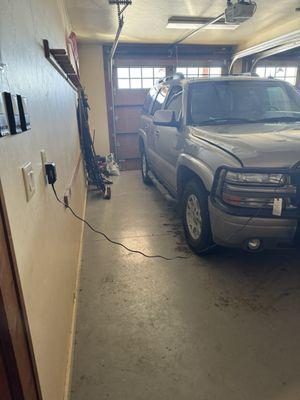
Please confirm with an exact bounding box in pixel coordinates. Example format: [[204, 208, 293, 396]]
[[141, 150, 152, 185], [181, 180, 214, 255]]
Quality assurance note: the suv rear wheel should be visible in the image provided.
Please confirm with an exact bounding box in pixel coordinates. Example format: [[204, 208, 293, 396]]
[[181, 180, 214, 254], [141, 149, 152, 185]]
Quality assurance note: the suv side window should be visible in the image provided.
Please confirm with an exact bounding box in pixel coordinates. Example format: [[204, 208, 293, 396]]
[[165, 86, 183, 120], [143, 86, 158, 114], [151, 85, 169, 115]]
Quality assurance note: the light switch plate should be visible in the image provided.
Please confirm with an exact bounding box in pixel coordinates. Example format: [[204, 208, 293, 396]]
[[22, 162, 35, 201]]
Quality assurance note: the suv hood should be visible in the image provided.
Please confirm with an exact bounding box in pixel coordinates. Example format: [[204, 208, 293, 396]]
[[192, 123, 300, 168]]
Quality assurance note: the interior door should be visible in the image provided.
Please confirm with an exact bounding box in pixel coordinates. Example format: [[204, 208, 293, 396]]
[[0, 347, 12, 400], [154, 86, 183, 191], [0, 190, 41, 400]]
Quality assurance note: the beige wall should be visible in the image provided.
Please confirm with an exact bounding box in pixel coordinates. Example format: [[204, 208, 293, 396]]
[[78, 44, 111, 155], [0, 0, 85, 399]]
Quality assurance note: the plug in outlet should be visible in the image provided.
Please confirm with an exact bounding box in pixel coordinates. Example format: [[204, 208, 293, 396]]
[[64, 188, 71, 207], [22, 162, 35, 201], [41, 150, 47, 184]]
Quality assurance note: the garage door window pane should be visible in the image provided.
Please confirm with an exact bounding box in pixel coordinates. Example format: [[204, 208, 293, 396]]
[[187, 68, 198, 77], [142, 68, 154, 78], [117, 68, 129, 78], [130, 79, 142, 89], [117, 67, 166, 89], [177, 67, 222, 78], [176, 67, 186, 76], [256, 67, 265, 78], [142, 79, 153, 88], [130, 68, 142, 78], [265, 67, 276, 77], [210, 67, 222, 76], [255, 66, 298, 86], [154, 68, 165, 78], [118, 79, 130, 89], [275, 68, 285, 78], [286, 67, 297, 77]]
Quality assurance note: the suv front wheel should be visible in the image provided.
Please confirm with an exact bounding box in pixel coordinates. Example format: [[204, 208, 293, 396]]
[[181, 180, 214, 255]]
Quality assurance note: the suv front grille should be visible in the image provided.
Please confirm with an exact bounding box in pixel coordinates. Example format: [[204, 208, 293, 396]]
[[211, 166, 300, 219]]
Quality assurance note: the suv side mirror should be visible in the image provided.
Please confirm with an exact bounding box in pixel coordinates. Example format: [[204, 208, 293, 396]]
[[153, 110, 179, 127]]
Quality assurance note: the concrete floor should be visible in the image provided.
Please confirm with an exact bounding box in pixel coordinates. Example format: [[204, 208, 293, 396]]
[[71, 170, 300, 400]]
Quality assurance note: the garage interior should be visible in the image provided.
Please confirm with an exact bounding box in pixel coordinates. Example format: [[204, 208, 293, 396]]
[[1, 1, 300, 399]]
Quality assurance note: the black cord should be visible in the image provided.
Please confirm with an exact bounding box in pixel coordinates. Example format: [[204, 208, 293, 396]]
[[51, 184, 190, 261], [51, 174, 287, 260]]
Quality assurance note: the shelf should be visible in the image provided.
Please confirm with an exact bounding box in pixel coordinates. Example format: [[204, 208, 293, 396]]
[[43, 39, 82, 91]]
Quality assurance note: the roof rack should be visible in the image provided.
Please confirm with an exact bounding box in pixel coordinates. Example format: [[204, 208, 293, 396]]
[[159, 72, 185, 84]]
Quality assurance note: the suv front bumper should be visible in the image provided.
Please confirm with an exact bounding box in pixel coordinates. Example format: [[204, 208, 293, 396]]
[[209, 200, 298, 250]]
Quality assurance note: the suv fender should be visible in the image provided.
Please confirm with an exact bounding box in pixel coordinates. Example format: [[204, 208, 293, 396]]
[[176, 154, 214, 198]]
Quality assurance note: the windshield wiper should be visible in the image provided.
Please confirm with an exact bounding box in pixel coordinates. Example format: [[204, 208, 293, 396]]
[[196, 117, 255, 126], [255, 116, 300, 123]]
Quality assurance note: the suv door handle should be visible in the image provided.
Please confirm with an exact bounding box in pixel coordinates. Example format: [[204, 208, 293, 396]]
[[154, 129, 160, 137]]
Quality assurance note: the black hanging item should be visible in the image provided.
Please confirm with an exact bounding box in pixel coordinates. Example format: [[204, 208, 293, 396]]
[[77, 89, 112, 199]]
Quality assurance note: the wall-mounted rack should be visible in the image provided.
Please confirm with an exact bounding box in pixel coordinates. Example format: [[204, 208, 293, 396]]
[[43, 39, 82, 91]]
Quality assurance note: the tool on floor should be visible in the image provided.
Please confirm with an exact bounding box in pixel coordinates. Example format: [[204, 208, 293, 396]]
[[77, 89, 112, 199]]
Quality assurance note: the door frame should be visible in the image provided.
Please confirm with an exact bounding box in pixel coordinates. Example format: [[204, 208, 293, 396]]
[[0, 182, 42, 400]]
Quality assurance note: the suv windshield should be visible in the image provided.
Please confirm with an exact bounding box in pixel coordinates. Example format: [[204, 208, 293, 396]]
[[188, 80, 300, 126]]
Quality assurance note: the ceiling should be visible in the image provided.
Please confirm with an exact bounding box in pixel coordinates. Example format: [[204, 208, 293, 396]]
[[66, 0, 300, 47]]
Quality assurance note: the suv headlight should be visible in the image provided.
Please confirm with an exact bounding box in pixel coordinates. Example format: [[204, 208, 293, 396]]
[[225, 171, 287, 185], [214, 169, 294, 210]]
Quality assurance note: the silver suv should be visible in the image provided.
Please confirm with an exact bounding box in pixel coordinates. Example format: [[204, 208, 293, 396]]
[[139, 75, 300, 254]]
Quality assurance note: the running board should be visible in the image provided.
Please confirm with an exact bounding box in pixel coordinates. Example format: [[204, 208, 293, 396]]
[[148, 171, 176, 203]]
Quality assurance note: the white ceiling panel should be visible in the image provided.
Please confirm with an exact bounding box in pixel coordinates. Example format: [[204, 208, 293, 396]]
[[66, 0, 300, 46]]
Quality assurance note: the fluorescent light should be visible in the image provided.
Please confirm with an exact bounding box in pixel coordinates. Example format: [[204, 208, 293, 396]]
[[167, 17, 239, 30], [205, 23, 239, 30]]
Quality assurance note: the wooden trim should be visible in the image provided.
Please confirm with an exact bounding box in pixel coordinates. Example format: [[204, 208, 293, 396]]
[[63, 188, 87, 400], [43, 39, 81, 91], [0, 183, 42, 400]]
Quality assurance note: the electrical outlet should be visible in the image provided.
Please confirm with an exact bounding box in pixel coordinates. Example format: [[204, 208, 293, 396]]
[[22, 162, 35, 201]]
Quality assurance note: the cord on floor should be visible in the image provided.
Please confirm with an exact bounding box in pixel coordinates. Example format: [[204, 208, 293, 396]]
[[51, 184, 191, 261]]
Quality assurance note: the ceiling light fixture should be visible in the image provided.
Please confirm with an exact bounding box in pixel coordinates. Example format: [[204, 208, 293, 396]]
[[167, 17, 239, 30]]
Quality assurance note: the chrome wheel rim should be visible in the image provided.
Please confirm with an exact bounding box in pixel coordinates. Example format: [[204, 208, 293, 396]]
[[142, 154, 147, 176], [186, 194, 202, 240]]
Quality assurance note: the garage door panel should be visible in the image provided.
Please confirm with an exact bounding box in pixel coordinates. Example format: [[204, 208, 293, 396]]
[[115, 90, 147, 106], [115, 106, 143, 133], [117, 132, 140, 159]]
